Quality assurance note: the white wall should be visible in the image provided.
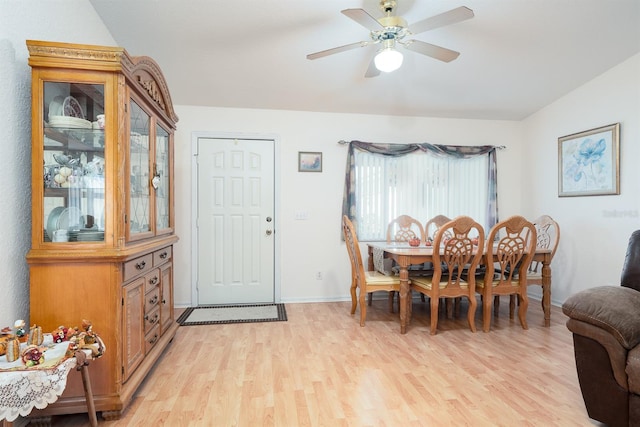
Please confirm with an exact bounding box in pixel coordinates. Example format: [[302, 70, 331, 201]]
[[2, 1, 638, 325], [522, 53, 640, 304], [0, 0, 116, 326], [173, 108, 525, 305]]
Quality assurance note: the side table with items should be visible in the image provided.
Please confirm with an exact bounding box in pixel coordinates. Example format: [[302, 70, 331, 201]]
[[0, 322, 105, 427]]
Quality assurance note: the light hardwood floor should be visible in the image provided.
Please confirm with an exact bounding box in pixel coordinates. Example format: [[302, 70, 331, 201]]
[[48, 298, 602, 426]]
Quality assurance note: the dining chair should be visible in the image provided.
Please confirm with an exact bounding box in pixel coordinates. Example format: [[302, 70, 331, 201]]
[[343, 215, 401, 326], [476, 215, 537, 332], [386, 214, 425, 243], [528, 214, 560, 292], [420, 214, 453, 306], [367, 215, 425, 306], [424, 214, 451, 241], [410, 216, 485, 335], [507, 214, 560, 316]]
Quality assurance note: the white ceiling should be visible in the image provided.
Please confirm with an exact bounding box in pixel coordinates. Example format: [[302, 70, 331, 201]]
[[89, 0, 640, 120]]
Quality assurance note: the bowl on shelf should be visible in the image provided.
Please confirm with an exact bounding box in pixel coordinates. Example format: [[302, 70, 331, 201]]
[[48, 115, 92, 129]]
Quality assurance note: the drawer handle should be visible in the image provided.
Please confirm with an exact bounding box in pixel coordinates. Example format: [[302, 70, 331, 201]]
[[159, 251, 168, 259], [136, 260, 146, 270], [145, 313, 159, 324], [149, 295, 159, 305], [149, 276, 159, 285], [148, 334, 159, 344]]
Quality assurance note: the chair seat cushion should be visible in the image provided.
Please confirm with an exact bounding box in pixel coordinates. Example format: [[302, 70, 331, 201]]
[[476, 273, 518, 289], [562, 286, 640, 350], [364, 271, 401, 285], [411, 276, 468, 291]]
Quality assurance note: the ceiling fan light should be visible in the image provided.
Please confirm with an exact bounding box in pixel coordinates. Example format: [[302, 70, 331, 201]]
[[374, 47, 403, 73]]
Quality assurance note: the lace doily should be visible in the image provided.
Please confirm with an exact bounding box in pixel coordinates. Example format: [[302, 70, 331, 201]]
[[0, 357, 77, 421], [0, 334, 104, 422]]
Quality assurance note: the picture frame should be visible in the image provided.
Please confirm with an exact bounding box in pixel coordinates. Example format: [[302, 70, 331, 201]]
[[298, 151, 322, 173], [558, 123, 620, 197]]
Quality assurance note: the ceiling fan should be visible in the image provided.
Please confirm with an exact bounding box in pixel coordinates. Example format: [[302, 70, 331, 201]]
[[306, 0, 474, 77]]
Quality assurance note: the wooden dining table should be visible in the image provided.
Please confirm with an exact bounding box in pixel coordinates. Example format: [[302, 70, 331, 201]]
[[366, 242, 552, 334]]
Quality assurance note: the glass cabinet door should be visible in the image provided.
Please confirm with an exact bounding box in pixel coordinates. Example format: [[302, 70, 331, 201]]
[[128, 99, 151, 238], [43, 82, 106, 243], [155, 124, 170, 232]]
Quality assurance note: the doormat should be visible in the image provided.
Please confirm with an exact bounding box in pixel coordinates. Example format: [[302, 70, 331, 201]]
[[177, 303, 287, 326]]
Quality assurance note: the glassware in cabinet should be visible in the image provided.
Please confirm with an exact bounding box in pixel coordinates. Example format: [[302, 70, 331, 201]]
[[43, 81, 106, 243]]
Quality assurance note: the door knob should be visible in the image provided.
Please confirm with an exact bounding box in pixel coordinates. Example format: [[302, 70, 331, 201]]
[[266, 230, 273, 236]]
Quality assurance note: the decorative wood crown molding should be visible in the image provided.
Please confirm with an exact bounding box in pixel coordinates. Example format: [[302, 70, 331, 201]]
[[26, 40, 178, 125], [27, 41, 125, 65], [27, 44, 122, 62], [128, 56, 179, 124]]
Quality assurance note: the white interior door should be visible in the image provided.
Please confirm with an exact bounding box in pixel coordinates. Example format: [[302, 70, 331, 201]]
[[196, 137, 275, 304]]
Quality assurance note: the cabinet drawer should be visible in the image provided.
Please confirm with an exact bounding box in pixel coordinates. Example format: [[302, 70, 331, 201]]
[[124, 253, 153, 282], [144, 269, 161, 294], [145, 286, 160, 313], [144, 306, 160, 334], [145, 324, 160, 354], [153, 246, 172, 266]]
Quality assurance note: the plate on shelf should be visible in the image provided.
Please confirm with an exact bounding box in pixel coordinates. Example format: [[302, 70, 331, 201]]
[[46, 206, 65, 243], [47, 115, 92, 129], [62, 96, 84, 119], [57, 206, 82, 232], [77, 230, 104, 241]]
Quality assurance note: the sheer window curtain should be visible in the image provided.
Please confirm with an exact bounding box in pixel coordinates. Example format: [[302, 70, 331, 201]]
[[342, 140, 500, 241]]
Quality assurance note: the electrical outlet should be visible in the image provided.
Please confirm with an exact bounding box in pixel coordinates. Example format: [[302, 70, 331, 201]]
[[316, 271, 323, 280]]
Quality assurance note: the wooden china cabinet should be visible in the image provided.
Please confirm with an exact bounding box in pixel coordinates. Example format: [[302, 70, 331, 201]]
[[25, 40, 179, 421]]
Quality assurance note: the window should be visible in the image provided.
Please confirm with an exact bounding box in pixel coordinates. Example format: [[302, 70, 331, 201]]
[[342, 141, 499, 241]]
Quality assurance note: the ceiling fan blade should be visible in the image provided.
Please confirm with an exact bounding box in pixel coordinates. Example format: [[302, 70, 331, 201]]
[[341, 8, 383, 32], [402, 40, 460, 63], [409, 6, 474, 35], [307, 41, 370, 60], [364, 57, 380, 78]]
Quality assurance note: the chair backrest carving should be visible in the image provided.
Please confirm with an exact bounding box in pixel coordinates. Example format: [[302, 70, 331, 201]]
[[485, 215, 537, 288], [425, 215, 452, 241], [528, 214, 560, 274], [433, 216, 485, 290], [386, 215, 425, 243]]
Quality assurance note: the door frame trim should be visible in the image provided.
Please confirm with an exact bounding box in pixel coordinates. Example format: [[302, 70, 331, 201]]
[[190, 131, 281, 306]]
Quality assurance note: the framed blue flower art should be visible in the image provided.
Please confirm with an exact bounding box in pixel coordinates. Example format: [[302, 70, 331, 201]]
[[558, 123, 620, 197]]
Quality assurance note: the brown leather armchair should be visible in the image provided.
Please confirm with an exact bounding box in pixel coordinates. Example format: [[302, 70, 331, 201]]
[[562, 230, 640, 427]]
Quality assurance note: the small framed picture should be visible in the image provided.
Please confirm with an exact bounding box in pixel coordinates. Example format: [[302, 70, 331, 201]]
[[558, 123, 620, 197], [298, 151, 322, 172]]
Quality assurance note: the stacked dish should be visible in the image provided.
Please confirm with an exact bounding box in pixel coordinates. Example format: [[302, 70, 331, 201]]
[[47, 95, 91, 128], [48, 116, 92, 129], [68, 229, 79, 242], [46, 207, 65, 243], [76, 230, 104, 242], [46, 207, 82, 242]]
